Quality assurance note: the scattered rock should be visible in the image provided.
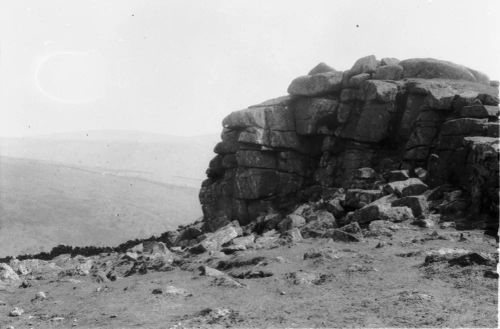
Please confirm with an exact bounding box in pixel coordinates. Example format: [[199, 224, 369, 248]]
[[285, 271, 321, 285], [300, 211, 337, 238], [191, 222, 243, 254], [440, 222, 456, 229], [230, 234, 256, 248], [216, 256, 267, 271], [412, 216, 437, 228], [220, 245, 247, 255], [211, 276, 246, 288], [448, 252, 495, 267], [392, 195, 429, 217], [368, 220, 400, 237], [230, 270, 273, 279], [384, 170, 410, 182], [324, 229, 362, 242], [398, 291, 433, 303], [384, 178, 428, 197], [254, 236, 280, 249], [346, 263, 376, 273], [484, 270, 499, 279], [278, 214, 306, 233], [281, 228, 303, 242], [199, 266, 226, 277], [353, 202, 414, 224], [303, 248, 339, 261], [423, 248, 470, 265], [9, 307, 24, 317], [163, 286, 192, 297], [152, 288, 163, 294], [0, 264, 20, 284], [19, 280, 31, 288], [34, 291, 47, 300], [345, 189, 384, 209]]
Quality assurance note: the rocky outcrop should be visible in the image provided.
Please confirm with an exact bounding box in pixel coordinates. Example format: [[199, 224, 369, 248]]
[[200, 56, 499, 231]]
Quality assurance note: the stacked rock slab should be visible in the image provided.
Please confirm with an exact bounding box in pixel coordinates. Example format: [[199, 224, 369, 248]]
[[200, 56, 499, 231]]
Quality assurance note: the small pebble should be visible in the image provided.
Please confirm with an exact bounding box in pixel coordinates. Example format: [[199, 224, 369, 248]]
[[35, 291, 47, 300]]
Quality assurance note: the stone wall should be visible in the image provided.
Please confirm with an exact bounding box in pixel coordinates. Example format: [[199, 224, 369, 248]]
[[200, 56, 499, 231]]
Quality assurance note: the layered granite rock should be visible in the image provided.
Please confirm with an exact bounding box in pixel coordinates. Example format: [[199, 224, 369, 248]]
[[200, 56, 499, 231]]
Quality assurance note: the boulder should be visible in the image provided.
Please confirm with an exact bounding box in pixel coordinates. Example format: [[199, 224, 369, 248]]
[[458, 105, 499, 119], [348, 55, 378, 78], [368, 220, 400, 236], [199, 265, 226, 277], [326, 198, 345, 218], [300, 211, 337, 238], [360, 80, 398, 103], [282, 228, 304, 242], [380, 57, 400, 66], [400, 58, 477, 82], [344, 189, 384, 209], [9, 307, 24, 317], [412, 217, 437, 228], [191, 222, 242, 254], [325, 229, 362, 242], [384, 170, 410, 182], [143, 241, 170, 255], [353, 202, 414, 224], [278, 214, 306, 233], [384, 178, 428, 197], [338, 222, 363, 236], [223, 101, 294, 131], [347, 73, 371, 88], [308, 62, 335, 75], [231, 234, 256, 248], [405, 78, 498, 110], [354, 167, 377, 179], [372, 64, 403, 80], [392, 195, 429, 218], [287, 71, 343, 96], [0, 264, 20, 284]]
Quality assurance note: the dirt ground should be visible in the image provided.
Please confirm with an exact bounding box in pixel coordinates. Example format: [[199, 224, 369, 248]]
[[0, 223, 497, 328]]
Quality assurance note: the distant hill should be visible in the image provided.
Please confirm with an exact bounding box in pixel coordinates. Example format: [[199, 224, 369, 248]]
[[0, 156, 202, 257], [0, 130, 220, 188]]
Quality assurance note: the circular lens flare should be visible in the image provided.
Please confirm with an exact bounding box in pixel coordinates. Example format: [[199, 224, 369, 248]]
[[35, 51, 109, 104]]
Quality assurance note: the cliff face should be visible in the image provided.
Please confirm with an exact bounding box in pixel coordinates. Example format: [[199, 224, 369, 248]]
[[200, 56, 499, 231]]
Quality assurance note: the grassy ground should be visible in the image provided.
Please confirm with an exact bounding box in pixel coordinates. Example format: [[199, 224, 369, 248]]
[[0, 157, 200, 257], [0, 223, 497, 328]]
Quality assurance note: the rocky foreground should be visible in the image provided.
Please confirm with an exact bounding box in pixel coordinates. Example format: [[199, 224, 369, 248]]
[[1, 56, 499, 328], [0, 172, 498, 328]]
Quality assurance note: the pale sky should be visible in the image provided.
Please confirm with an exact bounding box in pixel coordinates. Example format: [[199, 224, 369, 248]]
[[0, 0, 499, 137]]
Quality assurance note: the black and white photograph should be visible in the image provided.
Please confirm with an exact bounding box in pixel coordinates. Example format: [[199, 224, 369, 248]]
[[0, 0, 498, 328]]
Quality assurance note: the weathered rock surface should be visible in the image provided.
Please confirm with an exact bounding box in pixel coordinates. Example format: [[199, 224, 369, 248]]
[[200, 55, 498, 231]]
